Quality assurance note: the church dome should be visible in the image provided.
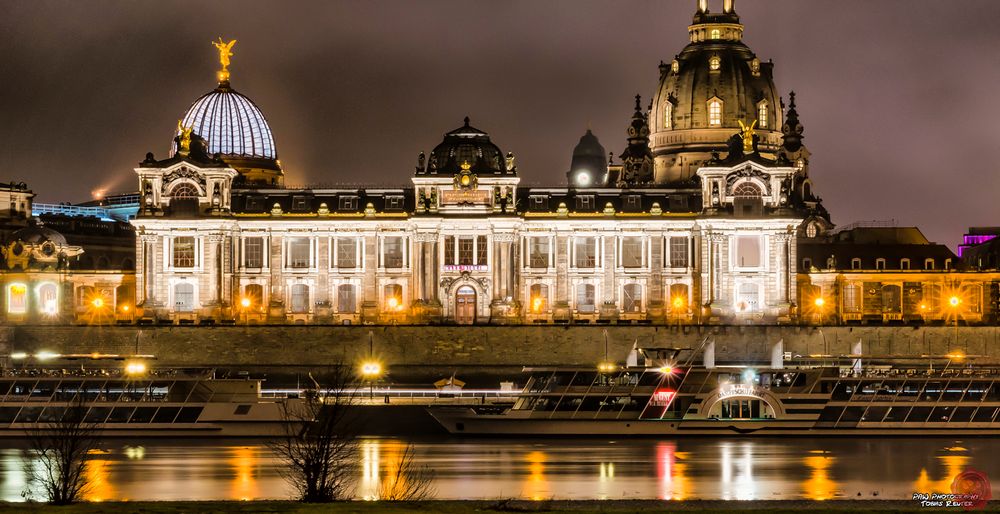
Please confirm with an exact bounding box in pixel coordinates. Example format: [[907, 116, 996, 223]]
[[649, 1, 783, 184], [173, 83, 276, 160], [567, 129, 607, 187], [9, 225, 67, 246], [420, 117, 512, 176]]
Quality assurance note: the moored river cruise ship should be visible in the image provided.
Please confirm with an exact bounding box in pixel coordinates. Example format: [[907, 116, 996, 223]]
[[430, 349, 1000, 436], [0, 364, 302, 437]]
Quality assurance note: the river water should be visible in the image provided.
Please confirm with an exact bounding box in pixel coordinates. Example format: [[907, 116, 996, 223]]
[[0, 437, 995, 501]]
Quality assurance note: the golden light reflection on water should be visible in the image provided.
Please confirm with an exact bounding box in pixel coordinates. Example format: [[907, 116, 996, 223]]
[[524, 450, 548, 501], [913, 453, 969, 494], [84, 458, 114, 502], [656, 442, 690, 500], [801, 453, 837, 500], [359, 440, 380, 500], [228, 446, 260, 501]]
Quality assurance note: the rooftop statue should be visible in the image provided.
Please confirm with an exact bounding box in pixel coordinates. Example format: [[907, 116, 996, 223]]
[[212, 37, 237, 82]]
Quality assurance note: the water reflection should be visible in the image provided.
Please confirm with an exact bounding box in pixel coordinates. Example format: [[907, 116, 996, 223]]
[[801, 452, 837, 500], [0, 438, 994, 501]]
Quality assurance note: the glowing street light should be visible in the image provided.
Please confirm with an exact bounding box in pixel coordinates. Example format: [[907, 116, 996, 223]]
[[813, 297, 825, 308], [125, 361, 147, 376], [949, 296, 961, 308], [240, 297, 252, 309], [597, 361, 617, 373], [91, 297, 105, 309]]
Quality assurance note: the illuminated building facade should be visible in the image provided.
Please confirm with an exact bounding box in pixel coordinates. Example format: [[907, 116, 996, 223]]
[[0, 183, 137, 323]]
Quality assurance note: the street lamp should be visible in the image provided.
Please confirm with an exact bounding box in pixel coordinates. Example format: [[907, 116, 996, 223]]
[[240, 296, 252, 327], [948, 295, 962, 351], [813, 296, 825, 325], [361, 331, 384, 398]]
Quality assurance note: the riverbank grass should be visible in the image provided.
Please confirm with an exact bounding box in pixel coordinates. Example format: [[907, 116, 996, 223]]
[[3, 500, 1000, 513]]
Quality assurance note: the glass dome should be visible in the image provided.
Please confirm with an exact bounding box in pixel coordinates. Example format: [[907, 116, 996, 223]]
[[172, 84, 276, 160]]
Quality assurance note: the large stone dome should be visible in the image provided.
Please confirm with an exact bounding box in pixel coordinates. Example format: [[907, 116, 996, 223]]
[[172, 79, 283, 186], [649, 1, 783, 184], [419, 117, 513, 176]]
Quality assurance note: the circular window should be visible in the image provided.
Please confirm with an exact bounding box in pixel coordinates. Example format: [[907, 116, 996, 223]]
[[41, 242, 56, 256]]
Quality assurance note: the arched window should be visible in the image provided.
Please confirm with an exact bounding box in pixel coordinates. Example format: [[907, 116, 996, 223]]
[[843, 284, 861, 313], [115, 284, 133, 313], [733, 182, 763, 217], [805, 223, 818, 238], [576, 283, 596, 313], [174, 283, 194, 312], [709, 56, 721, 71], [671, 59, 680, 73], [757, 101, 768, 129], [736, 282, 760, 313], [37, 283, 58, 315], [337, 284, 356, 313], [383, 283, 403, 312], [7, 283, 27, 314], [623, 284, 642, 313], [710, 29, 721, 40], [881, 285, 901, 313], [290, 284, 310, 313], [663, 102, 672, 129], [851, 258, 862, 270], [924, 258, 936, 270], [669, 284, 689, 312], [170, 183, 199, 198], [243, 284, 264, 311], [708, 98, 723, 127], [529, 284, 548, 313]]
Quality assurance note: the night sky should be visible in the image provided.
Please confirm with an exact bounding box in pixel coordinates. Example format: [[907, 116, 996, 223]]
[[2, 0, 998, 248]]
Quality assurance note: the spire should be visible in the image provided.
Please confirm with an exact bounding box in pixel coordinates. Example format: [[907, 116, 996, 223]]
[[782, 90, 805, 152], [619, 94, 653, 186]]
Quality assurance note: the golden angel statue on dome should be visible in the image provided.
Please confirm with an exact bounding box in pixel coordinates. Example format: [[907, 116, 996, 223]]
[[212, 37, 237, 76]]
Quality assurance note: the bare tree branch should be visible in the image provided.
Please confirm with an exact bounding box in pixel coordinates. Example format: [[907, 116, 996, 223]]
[[267, 365, 360, 502], [377, 442, 436, 501], [22, 394, 102, 504]]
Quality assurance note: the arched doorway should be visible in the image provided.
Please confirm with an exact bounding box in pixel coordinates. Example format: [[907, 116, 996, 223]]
[[455, 286, 476, 325]]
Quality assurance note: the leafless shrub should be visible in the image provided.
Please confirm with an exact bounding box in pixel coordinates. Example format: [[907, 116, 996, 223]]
[[22, 396, 102, 504], [268, 365, 360, 502], [376, 442, 436, 501]]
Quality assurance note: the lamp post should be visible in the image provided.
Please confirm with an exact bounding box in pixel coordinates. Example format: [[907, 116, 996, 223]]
[[948, 295, 962, 353], [240, 296, 251, 327], [814, 296, 825, 325], [361, 330, 383, 399]]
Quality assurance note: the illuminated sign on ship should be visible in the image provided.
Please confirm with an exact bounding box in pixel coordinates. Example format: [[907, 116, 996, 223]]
[[718, 384, 765, 400]]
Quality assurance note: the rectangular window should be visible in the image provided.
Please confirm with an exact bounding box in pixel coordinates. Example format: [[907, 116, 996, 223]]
[[669, 236, 689, 268], [458, 237, 474, 265], [291, 196, 310, 212], [287, 238, 311, 269], [576, 284, 596, 313], [529, 196, 548, 211], [735, 235, 762, 268], [624, 195, 641, 212], [245, 196, 264, 212], [621, 237, 643, 268], [574, 237, 597, 268], [173, 237, 196, 268], [528, 238, 550, 269], [337, 284, 356, 313], [476, 235, 488, 265], [575, 196, 595, 211], [289, 284, 309, 313], [385, 196, 405, 211], [623, 284, 642, 313], [383, 237, 405, 268], [444, 236, 455, 266], [338, 196, 358, 211], [843, 285, 861, 313], [7, 284, 26, 314], [335, 238, 357, 268], [244, 237, 264, 268]]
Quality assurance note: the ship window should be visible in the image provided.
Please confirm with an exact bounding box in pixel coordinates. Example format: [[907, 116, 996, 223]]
[[130, 407, 157, 423], [175, 407, 203, 423], [153, 407, 180, 423], [986, 384, 1000, 402], [883, 406, 910, 422], [234, 405, 252, 415], [940, 381, 966, 402], [37, 407, 66, 423], [972, 407, 998, 423], [708, 98, 723, 126], [929, 406, 954, 423], [950, 407, 975, 423], [838, 406, 866, 423], [107, 407, 135, 423], [84, 407, 112, 424], [905, 406, 932, 423], [964, 382, 989, 402], [0, 407, 19, 424], [863, 406, 889, 423], [816, 406, 843, 422], [16, 407, 44, 424]]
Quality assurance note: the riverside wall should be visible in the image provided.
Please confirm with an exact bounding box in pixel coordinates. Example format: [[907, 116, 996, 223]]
[[2, 325, 1000, 370]]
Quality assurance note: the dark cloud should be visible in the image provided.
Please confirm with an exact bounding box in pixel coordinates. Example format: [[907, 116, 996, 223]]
[[1, 0, 997, 247]]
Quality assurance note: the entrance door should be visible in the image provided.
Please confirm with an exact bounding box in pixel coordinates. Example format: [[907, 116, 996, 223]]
[[455, 286, 476, 325]]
